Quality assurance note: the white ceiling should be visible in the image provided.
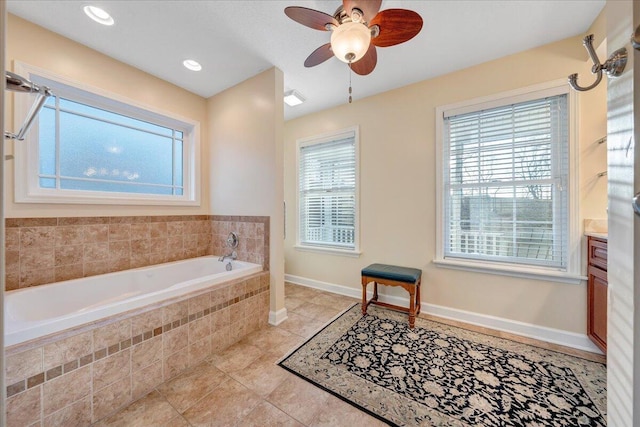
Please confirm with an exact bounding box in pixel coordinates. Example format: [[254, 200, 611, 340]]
[[6, 0, 605, 120]]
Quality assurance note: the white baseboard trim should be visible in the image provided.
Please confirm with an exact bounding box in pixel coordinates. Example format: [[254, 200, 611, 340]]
[[285, 274, 603, 354], [269, 308, 288, 326]]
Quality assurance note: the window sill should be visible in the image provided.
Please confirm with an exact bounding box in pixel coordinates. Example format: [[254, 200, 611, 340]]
[[432, 258, 586, 285], [294, 245, 362, 258]]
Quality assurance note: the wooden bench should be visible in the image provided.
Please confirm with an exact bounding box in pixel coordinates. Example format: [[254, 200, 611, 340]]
[[361, 263, 422, 328]]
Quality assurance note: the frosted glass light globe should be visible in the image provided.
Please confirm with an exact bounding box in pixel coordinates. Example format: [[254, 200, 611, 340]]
[[330, 22, 371, 63]]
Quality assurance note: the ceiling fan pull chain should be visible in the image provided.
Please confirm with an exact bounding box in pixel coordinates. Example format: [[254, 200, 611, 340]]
[[348, 63, 353, 104]]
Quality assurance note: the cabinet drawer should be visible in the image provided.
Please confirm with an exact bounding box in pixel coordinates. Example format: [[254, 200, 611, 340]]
[[588, 237, 607, 271]]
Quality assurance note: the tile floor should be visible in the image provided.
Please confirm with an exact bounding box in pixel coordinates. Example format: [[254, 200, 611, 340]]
[[94, 283, 604, 426], [94, 283, 388, 427]]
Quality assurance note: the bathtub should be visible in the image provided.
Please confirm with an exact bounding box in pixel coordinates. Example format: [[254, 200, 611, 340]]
[[4, 256, 263, 347]]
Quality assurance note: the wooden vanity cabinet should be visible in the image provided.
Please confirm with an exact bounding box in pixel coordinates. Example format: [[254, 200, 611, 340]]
[[587, 236, 607, 353]]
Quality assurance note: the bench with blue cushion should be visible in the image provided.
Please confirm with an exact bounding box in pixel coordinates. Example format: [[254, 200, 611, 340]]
[[361, 263, 422, 328]]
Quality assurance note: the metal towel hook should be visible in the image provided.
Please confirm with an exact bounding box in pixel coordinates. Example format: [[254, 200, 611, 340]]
[[568, 34, 627, 92]]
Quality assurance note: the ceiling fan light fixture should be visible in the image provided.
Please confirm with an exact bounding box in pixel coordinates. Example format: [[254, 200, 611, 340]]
[[284, 90, 306, 106], [330, 21, 371, 63]]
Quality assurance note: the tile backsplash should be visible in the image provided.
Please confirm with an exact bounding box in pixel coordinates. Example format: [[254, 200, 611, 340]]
[[5, 215, 269, 291]]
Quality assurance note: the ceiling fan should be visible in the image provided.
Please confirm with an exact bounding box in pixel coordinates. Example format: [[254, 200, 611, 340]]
[[284, 0, 423, 76]]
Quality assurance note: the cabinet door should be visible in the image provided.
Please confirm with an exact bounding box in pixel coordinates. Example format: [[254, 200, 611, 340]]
[[588, 265, 607, 352]]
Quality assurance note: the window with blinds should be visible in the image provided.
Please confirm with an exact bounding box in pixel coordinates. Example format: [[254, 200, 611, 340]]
[[298, 129, 358, 251], [443, 93, 569, 269]]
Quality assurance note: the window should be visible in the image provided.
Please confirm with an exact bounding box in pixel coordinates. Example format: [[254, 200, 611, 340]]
[[296, 127, 360, 256], [13, 63, 200, 205], [435, 82, 581, 283]]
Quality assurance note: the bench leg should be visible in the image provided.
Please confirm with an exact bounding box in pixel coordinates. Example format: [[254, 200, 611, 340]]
[[373, 281, 379, 302], [361, 279, 368, 315], [409, 287, 416, 329]]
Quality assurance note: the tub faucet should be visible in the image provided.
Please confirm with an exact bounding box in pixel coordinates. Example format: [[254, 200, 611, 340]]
[[218, 251, 237, 262]]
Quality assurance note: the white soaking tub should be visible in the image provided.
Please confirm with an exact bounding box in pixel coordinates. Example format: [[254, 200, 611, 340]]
[[4, 256, 263, 347]]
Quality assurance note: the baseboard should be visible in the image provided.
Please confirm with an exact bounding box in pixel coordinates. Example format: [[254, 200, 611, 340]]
[[269, 308, 288, 326], [284, 274, 603, 354]]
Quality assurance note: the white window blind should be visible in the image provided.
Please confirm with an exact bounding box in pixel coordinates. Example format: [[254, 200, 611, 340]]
[[443, 94, 569, 269], [298, 133, 356, 250]]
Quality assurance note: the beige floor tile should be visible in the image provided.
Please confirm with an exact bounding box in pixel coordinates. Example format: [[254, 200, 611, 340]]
[[240, 325, 300, 351], [163, 415, 191, 426], [266, 375, 331, 425], [308, 393, 389, 427], [277, 311, 327, 338], [208, 341, 264, 373], [239, 401, 304, 427], [93, 390, 180, 427], [284, 296, 306, 311], [156, 362, 228, 413], [181, 379, 262, 427], [228, 353, 292, 397]]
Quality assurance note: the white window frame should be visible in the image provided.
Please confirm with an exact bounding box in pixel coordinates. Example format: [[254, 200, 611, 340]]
[[434, 80, 584, 284], [295, 126, 361, 257], [12, 62, 201, 206]]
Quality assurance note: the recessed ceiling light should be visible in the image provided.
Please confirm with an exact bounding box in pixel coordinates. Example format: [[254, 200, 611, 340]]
[[83, 6, 114, 26], [183, 60, 202, 72], [284, 90, 305, 106]]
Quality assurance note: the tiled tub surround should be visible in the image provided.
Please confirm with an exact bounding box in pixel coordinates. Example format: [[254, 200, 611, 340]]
[[5, 271, 270, 426], [6, 257, 263, 346], [4, 215, 269, 290]]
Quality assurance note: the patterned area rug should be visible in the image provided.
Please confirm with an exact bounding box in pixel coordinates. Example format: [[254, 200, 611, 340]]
[[278, 304, 607, 427]]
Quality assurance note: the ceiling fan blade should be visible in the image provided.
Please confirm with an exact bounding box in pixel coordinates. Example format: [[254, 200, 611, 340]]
[[284, 6, 338, 31], [370, 9, 423, 47], [350, 44, 377, 76], [342, 0, 382, 23], [304, 43, 334, 67]]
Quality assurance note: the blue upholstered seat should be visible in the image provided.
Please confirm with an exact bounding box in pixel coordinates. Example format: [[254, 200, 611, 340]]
[[361, 263, 422, 283]]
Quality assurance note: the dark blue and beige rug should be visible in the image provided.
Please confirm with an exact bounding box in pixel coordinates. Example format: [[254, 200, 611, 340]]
[[278, 304, 606, 426]]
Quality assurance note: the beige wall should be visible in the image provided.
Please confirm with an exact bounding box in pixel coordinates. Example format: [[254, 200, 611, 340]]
[[207, 67, 286, 318], [4, 14, 209, 217], [284, 35, 607, 334]]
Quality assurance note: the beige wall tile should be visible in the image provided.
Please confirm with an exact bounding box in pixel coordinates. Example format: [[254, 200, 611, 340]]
[[188, 293, 210, 315], [83, 224, 109, 243], [163, 300, 188, 324], [163, 326, 189, 355], [83, 242, 109, 262], [6, 272, 20, 290], [149, 222, 168, 239], [211, 307, 230, 330], [93, 348, 131, 390], [92, 376, 132, 423], [55, 226, 84, 247], [43, 396, 92, 427], [211, 327, 230, 353], [20, 266, 55, 288], [131, 308, 163, 336], [188, 337, 211, 367], [130, 223, 150, 240], [55, 263, 84, 282], [43, 332, 92, 371], [84, 261, 109, 277], [21, 227, 55, 249], [43, 365, 91, 416], [164, 350, 189, 380], [21, 248, 55, 270], [109, 224, 131, 241], [132, 360, 163, 401], [5, 227, 20, 251], [93, 319, 131, 350], [6, 386, 41, 427], [108, 241, 131, 261], [211, 286, 230, 306], [189, 317, 210, 343], [132, 336, 162, 371], [5, 250, 19, 275], [6, 347, 43, 385]]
